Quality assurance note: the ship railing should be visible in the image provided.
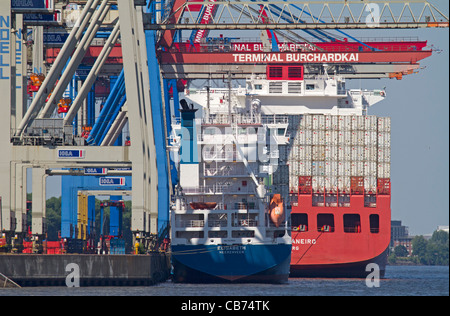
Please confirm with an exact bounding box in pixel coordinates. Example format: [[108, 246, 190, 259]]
[[230, 219, 258, 227], [204, 166, 257, 177], [183, 185, 228, 194], [208, 220, 228, 228], [203, 150, 239, 161], [175, 220, 205, 228], [233, 114, 261, 125], [261, 115, 289, 125], [203, 114, 262, 126], [182, 184, 258, 195]]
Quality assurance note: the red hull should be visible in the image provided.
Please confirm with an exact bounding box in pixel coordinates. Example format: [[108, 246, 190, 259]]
[[290, 188, 391, 278]]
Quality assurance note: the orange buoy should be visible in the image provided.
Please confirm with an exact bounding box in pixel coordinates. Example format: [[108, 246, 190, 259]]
[[269, 194, 284, 228]]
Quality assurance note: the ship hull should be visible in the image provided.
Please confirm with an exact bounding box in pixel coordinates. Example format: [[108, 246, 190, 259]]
[[290, 248, 388, 278], [172, 244, 292, 283], [290, 192, 391, 278]]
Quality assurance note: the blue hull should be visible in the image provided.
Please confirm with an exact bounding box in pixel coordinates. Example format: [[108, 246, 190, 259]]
[[172, 244, 292, 283]]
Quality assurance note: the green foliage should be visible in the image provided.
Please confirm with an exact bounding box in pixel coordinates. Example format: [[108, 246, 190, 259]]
[[394, 245, 409, 257], [412, 231, 449, 265], [45, 197, 61, 241]]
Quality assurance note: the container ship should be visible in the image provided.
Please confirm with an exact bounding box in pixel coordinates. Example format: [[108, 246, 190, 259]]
[[182, 63, 391, 278], [168, 95, 292, 283]]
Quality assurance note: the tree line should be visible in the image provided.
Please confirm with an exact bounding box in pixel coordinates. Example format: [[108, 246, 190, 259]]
[[389, 230, 449, 265]]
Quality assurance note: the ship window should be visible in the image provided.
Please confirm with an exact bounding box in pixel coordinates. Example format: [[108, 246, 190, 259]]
[[254, 84, 263, 90], [292, 213, 308, 232], [277, 128, 285, 136], [306, 84, 315, 90], [317, 214, 335, 232], [343, 214, 361, 233], [370, 214, 380, 233], [269, 82, 283, 93], [288, 66, 303, 79], [268, 66, 283, 78], [176, 231, 204, 239], [232, 230, 255, 238], [208, 231, 228, 238], [175, 214, 204, 228], [232, 213, 258, 227], [208, 213, 228, 227]]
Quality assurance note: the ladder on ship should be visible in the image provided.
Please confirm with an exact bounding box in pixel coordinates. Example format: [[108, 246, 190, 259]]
[[0, 273, 21, 288]]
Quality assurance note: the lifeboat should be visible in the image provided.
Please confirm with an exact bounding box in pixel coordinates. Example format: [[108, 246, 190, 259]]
[[190, 202, 217, 210], [58, 98, 72, 114], [28, 73, 45, 92], [269, 194, 284, 228]]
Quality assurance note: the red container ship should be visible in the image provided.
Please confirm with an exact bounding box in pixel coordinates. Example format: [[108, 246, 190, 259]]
[[289, 176, 391, 278]]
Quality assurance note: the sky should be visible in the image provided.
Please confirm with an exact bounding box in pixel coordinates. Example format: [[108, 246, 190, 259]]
[[340, 23, 449, 235], [39, 2, 449, 236], [364, 25, 449, 235]]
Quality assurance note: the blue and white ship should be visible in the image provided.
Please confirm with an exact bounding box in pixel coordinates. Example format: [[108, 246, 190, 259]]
[[169, 87, 292, 283]]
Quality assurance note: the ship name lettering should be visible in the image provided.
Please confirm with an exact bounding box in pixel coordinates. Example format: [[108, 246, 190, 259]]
[[292, 238, 316, 245]]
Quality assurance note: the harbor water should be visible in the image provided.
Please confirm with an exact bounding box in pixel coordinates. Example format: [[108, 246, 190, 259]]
[[0, 265, 448, 296]]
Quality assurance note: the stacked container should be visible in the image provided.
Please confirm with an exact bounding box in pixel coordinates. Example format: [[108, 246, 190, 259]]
[[284, 114, 390, 194]]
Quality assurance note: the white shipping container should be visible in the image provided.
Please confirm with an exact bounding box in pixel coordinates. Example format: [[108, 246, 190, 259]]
[[325, 130, 339, 146], [364, 130, 378, 146], [325, 115, 339, 130], [325, 145, 339, 160], [377, 162, 391, 178], [312, 161, 325, 176], [351, 146, 365, 161], [378, 132, 391, 147], [351, 116, 358, 130], [312, 176, 325, 192], [298, 130, 313, 145], [364, 176, 377, 193], [299, 160, 312, 176], [312, 130, 326, 145], [351, 131, 365, 145], [289, 175, 298, 191], [338, 130, 352, 145], [290, 161, 299, 176], [312, 145, 325, 160], [325, 176, 338, 192], [338, 145, 352, 161], [351, 116, 366, 130], [377, 147, 391, 163], [351, 161, 365, 176], [298, 145, 312, 160], [337, 176, 351, 192], [337, 161, 351, 176], [365, 116, 378, 131], [312, 115, 325, 130], [363, 146, 377, 161], [378, 117, 391, 132], [325, 161, 339, 176], [364, 161, 377, 177], [357, 116, 366, 130], [339, 115, 352, 131], [299, 115, 313, 130]]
